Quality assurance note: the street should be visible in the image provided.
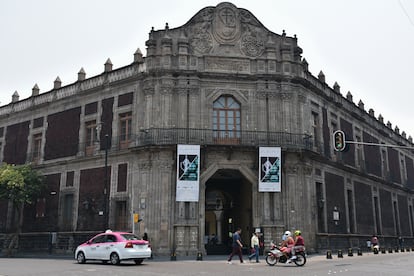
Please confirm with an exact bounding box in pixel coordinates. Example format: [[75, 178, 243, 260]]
[[1, 251, 413, 276]]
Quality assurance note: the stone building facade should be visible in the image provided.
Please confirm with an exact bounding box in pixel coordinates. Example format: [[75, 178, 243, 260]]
[[1, 2, 414, 255]]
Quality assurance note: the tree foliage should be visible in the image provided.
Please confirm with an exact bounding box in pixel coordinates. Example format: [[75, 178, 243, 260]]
[[0, 163, 45, 206]]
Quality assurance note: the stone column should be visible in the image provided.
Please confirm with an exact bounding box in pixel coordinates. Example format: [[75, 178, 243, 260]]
[[213, 210, 223, 244]]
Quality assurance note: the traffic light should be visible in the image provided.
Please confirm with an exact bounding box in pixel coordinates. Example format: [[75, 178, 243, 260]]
[[333, 130, 346, 151]]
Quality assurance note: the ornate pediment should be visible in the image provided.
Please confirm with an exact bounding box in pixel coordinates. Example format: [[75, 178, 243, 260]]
[[145, 2, 302, 73], [184, 2, 268, 57]]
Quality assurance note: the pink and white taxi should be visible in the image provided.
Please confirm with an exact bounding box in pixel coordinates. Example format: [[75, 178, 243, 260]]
[[75, 230, 151, 265]]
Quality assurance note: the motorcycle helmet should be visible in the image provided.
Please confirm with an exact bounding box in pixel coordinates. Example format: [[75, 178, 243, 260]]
[[283, 231, 292, 238], [294, 230, 301, 236]]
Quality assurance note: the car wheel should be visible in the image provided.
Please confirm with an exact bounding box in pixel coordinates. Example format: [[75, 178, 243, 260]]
[[77, 252, 86, 264], [110, 252, 120, 265], [134, 259, 143, 265]]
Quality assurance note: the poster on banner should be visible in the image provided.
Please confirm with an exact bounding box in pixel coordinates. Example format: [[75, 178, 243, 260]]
[[176, 144, 200, 202], [258, 147, 281, 192]]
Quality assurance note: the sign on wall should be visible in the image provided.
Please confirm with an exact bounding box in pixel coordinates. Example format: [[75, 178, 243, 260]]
[[176, 144, 200, 202], [259, 147, 282, 192]]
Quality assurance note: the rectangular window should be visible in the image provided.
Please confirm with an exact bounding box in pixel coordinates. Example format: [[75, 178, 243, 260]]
[[118, 92, 133, 107], [66, 171, 74, 187], [347, 189, 355, 233], [85, 102, 98, 115], [119, 112, 132, 149], [36, 198, 46, 218], [62, 194, 73, 231], [33, 133, 42, 162], [355, 135, 363, 168], [312, 112, 319, 150], [115, 201, 127, 230], [33, 117, 44, 128], [117, 163, 127, 192], [85, 120, 97, 155]]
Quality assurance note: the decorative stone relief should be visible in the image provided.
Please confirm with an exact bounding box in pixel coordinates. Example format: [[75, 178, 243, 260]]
[[212, 3, 241, 44], [138, 162, 152, 170], [303, 165, 313, 175], [190, 27, 213, 54], [176, 227, 185, 247], [205, 57, 250, 73], [240, 31, 265, 57], [280, 93, 293, 100], [160, 85, 174, 94], [286, 165, 299, 174]]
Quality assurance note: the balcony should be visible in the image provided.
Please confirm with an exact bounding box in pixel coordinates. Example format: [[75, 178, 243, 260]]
[[133, 128, 313, 150], [27, 128, 313, 165]]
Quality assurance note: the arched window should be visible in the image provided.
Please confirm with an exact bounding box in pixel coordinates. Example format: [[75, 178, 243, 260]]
[[213, 95, 241, 144]]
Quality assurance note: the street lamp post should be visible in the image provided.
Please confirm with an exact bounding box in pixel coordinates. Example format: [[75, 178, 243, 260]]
[[104, 134, 109, 230]]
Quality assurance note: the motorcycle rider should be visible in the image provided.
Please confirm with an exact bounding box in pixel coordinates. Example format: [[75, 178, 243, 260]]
[[289, 230, 305, 262], [280, 231, 295, 259]]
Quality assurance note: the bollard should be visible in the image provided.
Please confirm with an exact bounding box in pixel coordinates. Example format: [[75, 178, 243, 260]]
[[388, 248, 393, 253], [381, 247, 386, 254], [406, 247, 410, 252], [348, 248, 353, 257], [373, 247, 379, 254], [395, 247, 399, 253], [326, 250, 332, 259], [170, 251, 177, 261], [196, 252, 203, 261], [338, 250, 343, 258], [400, 247, 405, 252], [357, 248, 362, 256]]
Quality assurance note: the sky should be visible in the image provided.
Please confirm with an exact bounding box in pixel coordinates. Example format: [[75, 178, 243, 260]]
[[1, 0, 413, 139]]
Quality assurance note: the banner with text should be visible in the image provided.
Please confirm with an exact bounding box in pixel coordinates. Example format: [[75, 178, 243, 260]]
[[176, 144, 200, 202], [259, 147, 281, 192]]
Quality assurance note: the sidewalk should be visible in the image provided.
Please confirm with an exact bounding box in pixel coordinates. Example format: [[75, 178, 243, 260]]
[[1, 250, 325, 262]]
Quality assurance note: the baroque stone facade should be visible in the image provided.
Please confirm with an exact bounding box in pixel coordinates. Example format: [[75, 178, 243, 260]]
[[1, 2, 414, 255]]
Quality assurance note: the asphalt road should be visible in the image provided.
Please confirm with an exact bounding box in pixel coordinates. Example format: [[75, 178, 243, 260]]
[[1, 251, 413, 276]]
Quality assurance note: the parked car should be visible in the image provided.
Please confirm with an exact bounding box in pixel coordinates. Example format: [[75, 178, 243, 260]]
[[75, 230, 151, 265]]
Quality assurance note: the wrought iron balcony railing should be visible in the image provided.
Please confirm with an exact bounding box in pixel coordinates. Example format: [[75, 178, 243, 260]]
[[133, 128, 313, 150], [26, 128, 314, 164]]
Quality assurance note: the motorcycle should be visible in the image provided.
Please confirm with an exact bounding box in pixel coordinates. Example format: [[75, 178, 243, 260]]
[[265, 241, 306, 266]]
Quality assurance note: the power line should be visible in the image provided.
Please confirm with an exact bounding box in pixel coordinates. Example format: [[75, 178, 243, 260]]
[[398, 0, 414, 27]]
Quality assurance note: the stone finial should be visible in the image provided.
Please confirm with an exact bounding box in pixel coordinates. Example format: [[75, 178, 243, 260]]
[[409, 136, 413, 143], [387, 121, 392, 129], [358, 100, 364, 110], [78, 68, 86, 81], [333, 82, 340, 93], [368, 108, 375, 117], [378, 114, 384, 123], [32, 84, 40, 96], [134, 48, 143, 63], [104, 58, 113, 72], [302, 58, 308, 71], [402, 131, 406, 139], [346, 91, 353, 102], [395, 126, 400, 135], [12, 91, 19, 103], [54, 77, 61, 89], [318, 71, 325, 83], [282, 30, 286, 37]]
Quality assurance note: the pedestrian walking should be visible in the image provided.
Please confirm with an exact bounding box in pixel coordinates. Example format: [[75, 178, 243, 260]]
[[227, 227, 244, 264]]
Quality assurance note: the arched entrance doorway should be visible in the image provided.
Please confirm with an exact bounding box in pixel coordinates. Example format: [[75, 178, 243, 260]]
[[204, 169, 252, 255]]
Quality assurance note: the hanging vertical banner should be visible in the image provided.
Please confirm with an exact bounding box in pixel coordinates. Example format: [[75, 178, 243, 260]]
[[176, 144, 200, 202], [259, 147, 282, 192]]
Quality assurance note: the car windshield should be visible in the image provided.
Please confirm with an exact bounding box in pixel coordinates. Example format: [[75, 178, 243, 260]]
[[121, 233, 140, 241]]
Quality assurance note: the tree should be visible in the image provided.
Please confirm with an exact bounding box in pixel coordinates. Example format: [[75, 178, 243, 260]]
[[0, 163, 45, 255]]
